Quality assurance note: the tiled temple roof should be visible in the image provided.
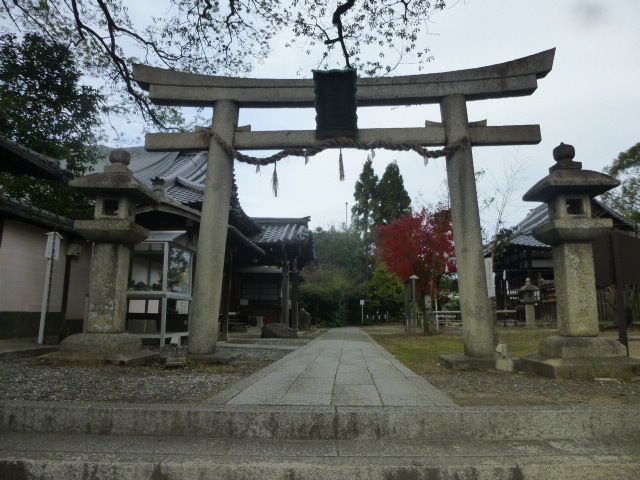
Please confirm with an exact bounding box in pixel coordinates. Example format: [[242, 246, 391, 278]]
[[251, 217, 315, 265], [0, 194, 74, 231], [1, 134, 72, 181], [494, 199, 637, 251], [251, 217, 313, 245], [106, 149, 314, 261]]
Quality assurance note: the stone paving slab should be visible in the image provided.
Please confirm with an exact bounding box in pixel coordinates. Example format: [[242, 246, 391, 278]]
[[0, 339, 58, 360], [210, 327, 457, 407]]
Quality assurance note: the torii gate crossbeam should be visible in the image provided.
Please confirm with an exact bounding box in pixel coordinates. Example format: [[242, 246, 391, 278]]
[[133, 49, 555, 358]]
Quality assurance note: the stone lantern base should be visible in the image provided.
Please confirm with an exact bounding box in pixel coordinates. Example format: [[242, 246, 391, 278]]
[[41, 333, 158, 366], [520, 336, 640, 380]]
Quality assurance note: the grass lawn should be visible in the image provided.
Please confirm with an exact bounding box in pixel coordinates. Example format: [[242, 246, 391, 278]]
[[367, 326, 554, 375]]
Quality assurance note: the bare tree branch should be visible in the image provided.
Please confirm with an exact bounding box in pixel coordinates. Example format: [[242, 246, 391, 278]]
[[323, 0, 356, 69]]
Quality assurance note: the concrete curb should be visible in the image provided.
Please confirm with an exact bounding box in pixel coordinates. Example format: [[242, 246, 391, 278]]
[[2, 401, 639, 440]]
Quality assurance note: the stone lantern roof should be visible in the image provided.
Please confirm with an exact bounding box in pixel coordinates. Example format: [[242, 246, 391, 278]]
[[523, 143, 619, 203], [71, 149, 159, 205]]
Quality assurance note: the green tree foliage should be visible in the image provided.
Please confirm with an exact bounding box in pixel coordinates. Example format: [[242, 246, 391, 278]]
[[492, 227, 515, 261], [364, 262, 404, 321], [374, 161, 411, 226], [299, 264, 360, 327], [0, 0, 446, 132], [0, 33, 102, 218], [602, 142, 640, 223], [301, 225, 367, 324], [351, 157, 379, 240], [313, 225, 367, 282]]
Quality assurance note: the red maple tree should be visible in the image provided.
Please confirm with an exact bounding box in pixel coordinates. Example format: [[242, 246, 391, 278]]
[[375, 205, 456, 300]]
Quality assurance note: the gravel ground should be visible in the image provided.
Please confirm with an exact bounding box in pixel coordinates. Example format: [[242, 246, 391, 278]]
[[0, 345, 291, 404]]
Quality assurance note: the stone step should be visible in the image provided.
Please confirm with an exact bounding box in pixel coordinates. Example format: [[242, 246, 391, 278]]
[[3, 401, 639, 441], [1, 433, 638, 480]]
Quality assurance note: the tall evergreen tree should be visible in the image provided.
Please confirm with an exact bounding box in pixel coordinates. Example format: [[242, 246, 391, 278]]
[[374, 161, 411, 225], [0, 33, 102, 218], [602, 142, 640, 223], [351, 158, 379, 239]]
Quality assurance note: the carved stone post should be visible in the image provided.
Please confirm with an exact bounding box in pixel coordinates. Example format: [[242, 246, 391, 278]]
[[189, 100, 239, 355], [440, 94, 494, 358]]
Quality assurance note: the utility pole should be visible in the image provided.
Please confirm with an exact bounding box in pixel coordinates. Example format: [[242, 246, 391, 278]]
[[345, 202, 348, 227]]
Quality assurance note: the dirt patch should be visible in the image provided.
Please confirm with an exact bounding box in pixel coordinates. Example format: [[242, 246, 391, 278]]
[[425, 369, 640, 407]]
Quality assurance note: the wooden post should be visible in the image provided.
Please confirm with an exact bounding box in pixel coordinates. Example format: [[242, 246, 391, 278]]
[[281, 256, 290, 327], [440, 94, 494, 358], [219, 250, 232, 342], [188, 100, 238, 355], [611, 231, 629, 355], [58, 251, 73, 341], [291, 264, 299, 330]]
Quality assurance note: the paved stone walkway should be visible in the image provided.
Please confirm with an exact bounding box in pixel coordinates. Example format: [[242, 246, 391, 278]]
[[209, 327, 455, 407]]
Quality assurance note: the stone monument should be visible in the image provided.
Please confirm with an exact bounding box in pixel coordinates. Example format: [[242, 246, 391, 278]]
[[298, 308, 312, 330], [44, 149, 159, 365], [520, 143, 640, 379]]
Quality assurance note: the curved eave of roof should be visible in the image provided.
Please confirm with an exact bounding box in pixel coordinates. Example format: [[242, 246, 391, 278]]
[[133, 149, 261, 235], [228, 225, 265, 256], [1, 135, 73, 181], [251, 219, 316, 263], [136, 199, 202, 223], [253, 223, 312, 245], [593, 198, 637, 229], [510, 234, 549, 248], [253, 216, 311, 226], [0, 194, 75, 232]]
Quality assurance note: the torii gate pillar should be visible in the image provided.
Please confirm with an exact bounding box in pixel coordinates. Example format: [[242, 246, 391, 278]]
[[441, 94, 494, 357], [189, 100, 239, 355]]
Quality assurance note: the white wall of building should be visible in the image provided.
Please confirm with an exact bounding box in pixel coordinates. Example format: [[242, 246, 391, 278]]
[[0, 219, 91, 318]]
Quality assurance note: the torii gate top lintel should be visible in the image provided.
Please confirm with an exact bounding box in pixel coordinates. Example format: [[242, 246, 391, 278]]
[[133, 48, 555, 108], [138, 49, 555, 153]]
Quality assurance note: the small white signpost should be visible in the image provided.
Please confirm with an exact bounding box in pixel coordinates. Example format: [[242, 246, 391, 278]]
[[38, 232, 63, 344], [484, 257, 496, 299], [360, 299, 365, 324]]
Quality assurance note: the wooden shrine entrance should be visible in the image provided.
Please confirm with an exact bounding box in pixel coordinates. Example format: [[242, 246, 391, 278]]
[[133, 49, 556, 357]]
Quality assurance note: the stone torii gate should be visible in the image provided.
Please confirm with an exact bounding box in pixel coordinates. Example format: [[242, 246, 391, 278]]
[[133, 49, 555, 358]]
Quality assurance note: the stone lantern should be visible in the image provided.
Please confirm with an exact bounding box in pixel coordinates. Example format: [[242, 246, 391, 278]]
[[49, 149, 160, 364], [518, 278, 539, 327], [520, 143, 640, 378]]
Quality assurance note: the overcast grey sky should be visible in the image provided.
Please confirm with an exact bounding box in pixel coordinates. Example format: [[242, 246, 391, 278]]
[[121, 1, 639, 235], [217, 0, 639, 235]]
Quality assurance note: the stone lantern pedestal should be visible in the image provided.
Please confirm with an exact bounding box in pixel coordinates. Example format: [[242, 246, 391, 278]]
[[44, 150, 160, 365], [520, 143, 640, 379], [518, 278, 539, 328]]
